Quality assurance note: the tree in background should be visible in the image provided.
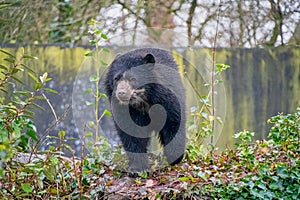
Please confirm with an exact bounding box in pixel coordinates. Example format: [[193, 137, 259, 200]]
[[0, 0, 299, 47]]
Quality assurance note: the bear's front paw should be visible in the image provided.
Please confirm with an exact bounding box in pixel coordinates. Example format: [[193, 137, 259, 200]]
[[127, 155, 149, 177], [128, 167, 149, 178]]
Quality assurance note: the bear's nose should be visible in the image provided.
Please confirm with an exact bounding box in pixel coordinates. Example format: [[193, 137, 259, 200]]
[[117, 89, 130, 101], [118, 90, 126, 97]]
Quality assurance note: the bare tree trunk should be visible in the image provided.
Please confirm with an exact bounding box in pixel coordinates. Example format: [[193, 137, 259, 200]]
[[145, 0, 176, 46], [187, 0, 197, 46], [265, 0, 284, 46], [288, 21, 300, 45]]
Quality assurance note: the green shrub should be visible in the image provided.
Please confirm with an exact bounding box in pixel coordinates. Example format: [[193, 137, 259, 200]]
[[208, 109, 300, 199], [268, 109, 300, 151], [0, 48, 54, 177]]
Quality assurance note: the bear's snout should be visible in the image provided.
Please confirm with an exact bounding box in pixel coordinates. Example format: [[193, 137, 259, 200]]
[[116, 80, 133, 103]]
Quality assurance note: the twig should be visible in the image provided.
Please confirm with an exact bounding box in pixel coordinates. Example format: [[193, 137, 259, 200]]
[[211, 0, 222, 145], [78, 124, 86, 199], [117, 0, 150, 26], [42, 92, 58, 121], [30, 104, 70, 161], [95, 71, 100, 141]]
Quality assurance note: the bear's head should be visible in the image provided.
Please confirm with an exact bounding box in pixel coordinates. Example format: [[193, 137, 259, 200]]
[[110, 53, 156, 111]]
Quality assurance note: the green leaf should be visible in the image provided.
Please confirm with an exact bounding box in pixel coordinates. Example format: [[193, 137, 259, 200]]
[[34, 83, 43, 90], [100, 60, 108, 66], [85, 131, 93, 137], [269, 180, 283, 190], [89, 74, 99, 82], [103, 109, 112, 117], [34, 95, 46, 100], [0, 64, 8, 70], [0, 49, 15, 58], [48, 146, 56, 151], [13, 90, 31, 96], [100, 93, 107, 98], [101, 33, 108, 40], [67, 137, 77, 140], [89, 121, 95, 127], [24, 110, 34, 118], [11, 68, 20, 74], [43, 168, 54, 182], [21, 183, 33, 193], [178, 176, 190, 181], [103, 48, 110, 53], [45, 78, 52, 82], [62, 144, 74, 154], [31, 102, 44, 110], [138, 171, 148, 179], [250, 188, 264, 198], [85, 51, 94, 57], [276, 165, 289, 179], [26, 129, 38, 141], [200, 96, 210, 105], [49, 156, 59, 165], [11, 75, 23, 84], [28, 72, 39, 83], [4, 57, 15, 63], [22, 64, 35, 73], [88, 19, 95, 26], [257, 182, 267, 191], [44, 88, 58, 94], [23, 55, 38, 59], [58, 130, 66, 138], [1, 71, 6, 76], [20, 135, 29, 148], [0, 3, 11, 10], [0, 88, 7, 93], [84, 88, 93, 93], [216, 63, 230, 72], [89, 40, 96, 45], [95, 29, 102, 35]]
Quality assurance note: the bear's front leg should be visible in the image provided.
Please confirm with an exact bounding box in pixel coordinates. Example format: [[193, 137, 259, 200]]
[[127, 152, 149, 177], [118, 130, 150, 176], [159, 120, 186, 166]]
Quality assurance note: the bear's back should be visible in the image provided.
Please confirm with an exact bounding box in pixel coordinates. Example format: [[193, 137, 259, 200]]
[[113, 48, 178, 71], [127, 48, 177, 68]]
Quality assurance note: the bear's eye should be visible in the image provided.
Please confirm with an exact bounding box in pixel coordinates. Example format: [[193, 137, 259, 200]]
[[113, 74, 122, 83], [129, 77, 136, 82]]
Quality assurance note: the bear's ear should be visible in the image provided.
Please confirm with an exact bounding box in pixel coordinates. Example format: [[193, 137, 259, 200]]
[[144, 54, 155, 64], [115, 53, 121, 59]]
